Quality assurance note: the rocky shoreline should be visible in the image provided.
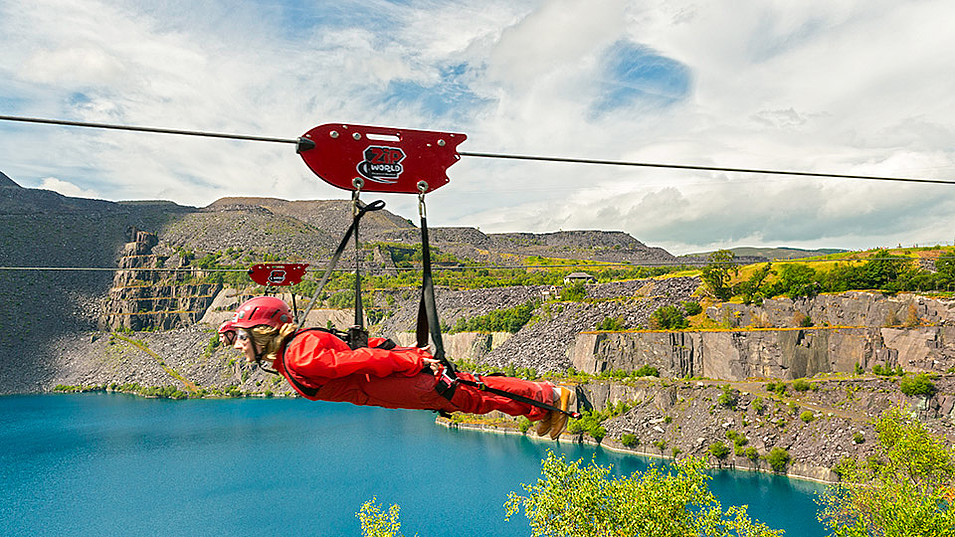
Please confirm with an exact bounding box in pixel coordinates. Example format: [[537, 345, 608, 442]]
[[435, 374, 955, 484], [435, 417, 837, 485]]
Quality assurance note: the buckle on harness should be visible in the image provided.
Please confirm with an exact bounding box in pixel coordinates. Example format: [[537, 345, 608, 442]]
[[435, 368, 458, 400]]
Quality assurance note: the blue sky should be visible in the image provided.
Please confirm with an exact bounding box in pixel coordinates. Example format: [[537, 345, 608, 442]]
[[2, 0, 955, 254]]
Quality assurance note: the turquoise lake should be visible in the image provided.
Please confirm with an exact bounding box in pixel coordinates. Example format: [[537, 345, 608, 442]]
[[0, 394, 826, 536]]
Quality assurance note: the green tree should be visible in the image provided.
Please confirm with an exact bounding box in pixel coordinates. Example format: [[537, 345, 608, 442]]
[[702, 249, 737, 301], [935, 254, 955, 281], [862, 250, 908, 290], [596, 315, 626, 331], [709, 441, 731, 465], [735, 262, 775, 305], [772, 263, 820, 299], [682, 301, 703, 316], [717, 385, 739, 409], [505, 451, 782, 537], [650, 305, 688, 330], [357, 498, 415, 537], [560, 282, 588, 301], [765, 447, 791, 473], [818, 408, 955, 537]]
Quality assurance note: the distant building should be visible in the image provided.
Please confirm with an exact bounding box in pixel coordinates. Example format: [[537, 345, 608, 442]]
[[563, 272, 596, 285]]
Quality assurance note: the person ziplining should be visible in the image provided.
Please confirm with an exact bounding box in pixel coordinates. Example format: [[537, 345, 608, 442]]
[[229, 296, 577, 439]]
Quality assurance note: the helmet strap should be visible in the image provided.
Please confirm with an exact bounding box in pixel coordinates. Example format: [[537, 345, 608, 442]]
[[256, 360, 279, 376], [250, 338, 279, 375]]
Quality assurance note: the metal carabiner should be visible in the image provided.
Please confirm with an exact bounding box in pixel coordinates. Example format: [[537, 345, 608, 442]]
[[417, 181, 428, 219]]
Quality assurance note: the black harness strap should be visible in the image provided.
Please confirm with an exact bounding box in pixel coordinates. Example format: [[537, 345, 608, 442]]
[[296, 198, 386, 326], [436, 369, 581, 419], [414, 190, 579, 420], [415, 198, 451, 370]]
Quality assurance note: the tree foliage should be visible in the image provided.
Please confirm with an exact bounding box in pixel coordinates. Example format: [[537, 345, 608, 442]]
[[900, 373, 937, 397], [765, 448, 791, 473], [450, 301, 539, 333], [505, 452, 782, 537], [357, 498, 414, 537], [735, 262, 775, 305], [702, 250, 737, 301], [650, 305, 688, 330], [818, 408, 955, 537]]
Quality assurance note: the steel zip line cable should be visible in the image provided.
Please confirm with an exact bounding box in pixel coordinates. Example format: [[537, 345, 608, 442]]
[[2, 114, 953, 185], [457, 151, 955, 186], [0, 114, 302, 145]]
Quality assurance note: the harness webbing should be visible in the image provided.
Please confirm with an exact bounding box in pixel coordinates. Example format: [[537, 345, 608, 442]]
[[437, 370, 581, 419], [413, 193, 580, 420], [296, 199, 385, 326]]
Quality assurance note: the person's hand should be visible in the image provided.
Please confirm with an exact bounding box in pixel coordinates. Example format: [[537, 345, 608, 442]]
[[422, 357, 441, 365]]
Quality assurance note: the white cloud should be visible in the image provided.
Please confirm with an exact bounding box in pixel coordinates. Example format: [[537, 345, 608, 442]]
[[37, 177, 101, 199], [1, 0, 955, 254]]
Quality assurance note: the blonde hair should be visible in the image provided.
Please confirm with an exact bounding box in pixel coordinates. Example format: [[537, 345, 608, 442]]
[[249, 322, 299, 363]]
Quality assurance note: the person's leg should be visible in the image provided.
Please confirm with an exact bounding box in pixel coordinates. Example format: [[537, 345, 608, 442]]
[[446, 372, 553, 421], [320, 371, 573, 431]]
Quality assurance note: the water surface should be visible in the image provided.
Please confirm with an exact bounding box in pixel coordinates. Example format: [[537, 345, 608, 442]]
[[0, 394, 826, 536]]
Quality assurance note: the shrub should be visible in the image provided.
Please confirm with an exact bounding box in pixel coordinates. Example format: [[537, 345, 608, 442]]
[[451, 301, 538, 333], [765, 447, 791, 472], [709, 441, 731, 460], [793, 378, 812, 392], [595, 315, 626, 331], [900, 373, 936, 397], [726, 430, 748, 447], [650, 305, 688, 330], [717, 385, 739, 409], [504, 453, 783, 537], [620, 434, 639, 448], [560, 282, 588, 301], [519, 417, 532, 434], [852, 432, 865, 444], [800, 411, 815, 423], [682, 301, 703, 316], [633, 364, 660, 377], [873, 364, 904, 376], [743, 446, 759, 462]]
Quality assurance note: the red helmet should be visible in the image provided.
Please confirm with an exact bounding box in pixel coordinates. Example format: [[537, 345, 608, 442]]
[[217, 320, 236, 334], [233, 296, 293, 329]]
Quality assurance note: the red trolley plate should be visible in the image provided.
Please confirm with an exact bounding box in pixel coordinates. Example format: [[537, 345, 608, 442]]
[[248, 263, 308, 286], [298, 123, 466, 194]]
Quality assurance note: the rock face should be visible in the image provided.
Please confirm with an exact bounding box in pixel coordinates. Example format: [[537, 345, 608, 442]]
[[559, 294, 955, 380], [577, 376, 955, 482], [103, 229, 221, 331]]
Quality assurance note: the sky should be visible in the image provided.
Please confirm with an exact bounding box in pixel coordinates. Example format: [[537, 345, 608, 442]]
[[2, 0, 955, 255]]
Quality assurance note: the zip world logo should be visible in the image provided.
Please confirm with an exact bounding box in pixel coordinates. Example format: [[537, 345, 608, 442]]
[[356, 146, 405, 184]]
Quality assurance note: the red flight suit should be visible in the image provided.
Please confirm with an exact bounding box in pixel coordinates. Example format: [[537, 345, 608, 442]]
[[274, 330, 552, 421]]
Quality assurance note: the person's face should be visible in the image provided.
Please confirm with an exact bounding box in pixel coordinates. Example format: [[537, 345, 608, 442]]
[[233, 329, 257, 362], [219, 331, 236, 347]]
